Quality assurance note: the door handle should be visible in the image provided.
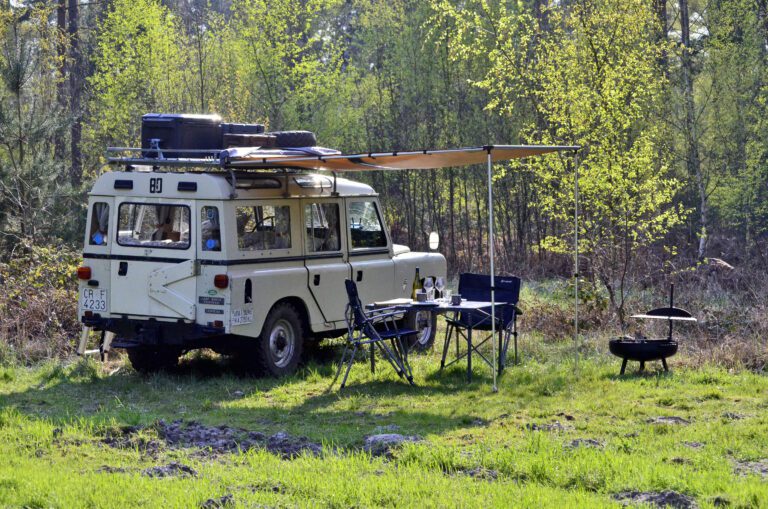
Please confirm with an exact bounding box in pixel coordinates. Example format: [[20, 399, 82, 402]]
[[356, 270, 363, 282], [313, 274, 320, 286], [118, 261, 128, 276]]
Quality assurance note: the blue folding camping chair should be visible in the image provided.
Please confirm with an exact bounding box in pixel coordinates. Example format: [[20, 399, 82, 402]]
[[440, 273, 522, 377], [332, 279, 417, 389]]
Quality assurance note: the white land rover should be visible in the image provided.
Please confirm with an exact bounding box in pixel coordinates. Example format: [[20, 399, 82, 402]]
[[78, 164, 445, 375]]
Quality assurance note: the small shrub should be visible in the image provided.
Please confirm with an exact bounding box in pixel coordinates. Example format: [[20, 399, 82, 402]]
[[0, 241, 80, 364]]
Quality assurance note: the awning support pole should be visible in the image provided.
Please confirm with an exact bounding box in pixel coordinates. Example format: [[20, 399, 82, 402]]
[[572, 155, 580, 372], [487, 148, 497, 393]]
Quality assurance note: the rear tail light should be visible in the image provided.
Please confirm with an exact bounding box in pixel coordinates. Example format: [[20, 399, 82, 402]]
[[214, 274, 229, 289], [84, 311, 93, 318], [77, 266, 91, 280], [213, 320, 224, 328]]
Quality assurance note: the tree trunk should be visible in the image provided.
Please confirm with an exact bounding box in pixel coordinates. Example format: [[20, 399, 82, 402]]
[[55, 0, 67, 162], [680, 0, 706, 260], [68, 0, 82, 188]]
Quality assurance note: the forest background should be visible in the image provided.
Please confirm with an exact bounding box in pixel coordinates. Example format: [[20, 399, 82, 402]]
[[1, 0, 767, 363]]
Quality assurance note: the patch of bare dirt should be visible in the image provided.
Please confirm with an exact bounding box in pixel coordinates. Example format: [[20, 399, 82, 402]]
[[566, 438, 604, 449], [733, 459, 768, 478], [142, 462, 198, 478], [462, 467, 499, 481], [266, 431, 323, 459], [647, 416, 691, 425], [200, 494, 234, 508], [524, 421, 574, 432], [101, 420, 322, 460], [613, 490, 698, 508]]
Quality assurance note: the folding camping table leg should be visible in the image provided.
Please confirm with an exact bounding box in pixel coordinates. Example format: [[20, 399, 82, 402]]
[[440, 322, 453, 370], [370, 343, 375, 374], [467, 326, 473, 383], [514, 331, 518, 366]]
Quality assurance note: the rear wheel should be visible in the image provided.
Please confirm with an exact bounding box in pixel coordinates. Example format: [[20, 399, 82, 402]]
[[255, 303, 304, 376], [405, 310, 437, 353], [127, 347, 181, 373]]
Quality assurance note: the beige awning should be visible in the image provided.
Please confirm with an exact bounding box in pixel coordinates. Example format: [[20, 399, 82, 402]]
[[223, 145, 579, 171]]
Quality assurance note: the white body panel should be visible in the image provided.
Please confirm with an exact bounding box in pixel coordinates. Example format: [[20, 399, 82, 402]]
[[78, 171, 447, 341]]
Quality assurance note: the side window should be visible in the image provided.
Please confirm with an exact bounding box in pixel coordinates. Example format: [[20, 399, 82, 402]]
[[236, 205, 291, 251], [201, 206, 221, 251], [117, 204, 191, 249], [348, 201, 387, 248], [305, 203, 340, 252], [89, 202, 109, 245]]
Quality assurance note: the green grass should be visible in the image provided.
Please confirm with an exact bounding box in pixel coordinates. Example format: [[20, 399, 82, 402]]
[[1, 340, 767, 508]]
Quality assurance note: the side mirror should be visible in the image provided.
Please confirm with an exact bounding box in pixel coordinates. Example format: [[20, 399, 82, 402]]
[[428, 231, 439, 251]]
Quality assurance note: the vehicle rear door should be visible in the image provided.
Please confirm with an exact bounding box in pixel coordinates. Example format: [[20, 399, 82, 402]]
[[110, 199, 197, 320], [302, 199, 350, 326]]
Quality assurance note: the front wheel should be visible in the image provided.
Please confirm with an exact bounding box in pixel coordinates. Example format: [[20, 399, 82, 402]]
[[405, 309, 437, 353], [254, 303, 304, 377]]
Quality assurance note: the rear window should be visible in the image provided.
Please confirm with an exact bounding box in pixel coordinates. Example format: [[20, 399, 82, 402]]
[[117, 203, 191, 249]]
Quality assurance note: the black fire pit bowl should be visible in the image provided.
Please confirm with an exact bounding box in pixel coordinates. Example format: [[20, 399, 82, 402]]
[[610, 284, 696, 375], [609, 338, 678, 374]]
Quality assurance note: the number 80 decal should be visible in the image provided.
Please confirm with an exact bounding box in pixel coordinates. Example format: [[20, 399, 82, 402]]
[[150, 178, 163, 194]]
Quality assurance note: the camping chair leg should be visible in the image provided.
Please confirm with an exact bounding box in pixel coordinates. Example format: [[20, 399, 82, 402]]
[[340, 345, 359, 389], [332, 342, 350, 387]]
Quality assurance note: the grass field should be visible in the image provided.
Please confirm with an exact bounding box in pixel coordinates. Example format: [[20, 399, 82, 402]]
[[0, 336, 767, 508]]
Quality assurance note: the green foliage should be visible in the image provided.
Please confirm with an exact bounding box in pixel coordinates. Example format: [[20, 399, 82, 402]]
[[434, 0, 685, 325], [86, 0, 188, 159], [1, 355, 768, 506], [0, 9, 75, 245]]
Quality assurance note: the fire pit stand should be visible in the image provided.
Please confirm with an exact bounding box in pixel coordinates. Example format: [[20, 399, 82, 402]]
[[609, 284, 697, 375]]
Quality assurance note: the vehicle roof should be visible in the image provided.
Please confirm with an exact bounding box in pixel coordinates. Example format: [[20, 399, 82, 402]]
[[88, 170, 376, 200]]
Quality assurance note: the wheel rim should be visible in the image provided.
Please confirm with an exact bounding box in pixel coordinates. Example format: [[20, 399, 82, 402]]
[[414, 310, 433, 345], [269, 318, 296, 368]]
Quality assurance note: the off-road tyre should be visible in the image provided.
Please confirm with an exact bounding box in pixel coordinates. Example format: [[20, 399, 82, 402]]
[[268, 130, 317, 148], [127, 347, 181, 373], [255, 303, 305, 377], [405, 309, 437, 353]]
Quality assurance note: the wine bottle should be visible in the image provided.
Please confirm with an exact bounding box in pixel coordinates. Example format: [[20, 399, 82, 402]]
[[411, 267, 421, 300]]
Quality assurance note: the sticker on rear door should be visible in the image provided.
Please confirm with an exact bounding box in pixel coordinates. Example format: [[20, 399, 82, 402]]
[[231, 307, 253, 325], [199, 296, 225, 305]]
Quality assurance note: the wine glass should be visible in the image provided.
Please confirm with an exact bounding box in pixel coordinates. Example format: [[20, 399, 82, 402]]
[[435, 277, 445, 301], [423, 277, 434, 301]]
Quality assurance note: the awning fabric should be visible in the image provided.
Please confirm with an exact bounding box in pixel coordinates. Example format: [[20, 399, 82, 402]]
[[221, 145, 579, 171]]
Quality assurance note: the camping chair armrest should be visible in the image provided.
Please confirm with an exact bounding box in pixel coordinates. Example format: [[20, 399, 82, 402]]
[[369, 309, 406, 323]]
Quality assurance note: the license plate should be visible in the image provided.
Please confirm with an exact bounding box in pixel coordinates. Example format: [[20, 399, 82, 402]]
[[81, 288, 108, 311]]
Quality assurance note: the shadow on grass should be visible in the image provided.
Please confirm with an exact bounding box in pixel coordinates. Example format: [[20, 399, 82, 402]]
[[0, 346, 494, 445]]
